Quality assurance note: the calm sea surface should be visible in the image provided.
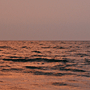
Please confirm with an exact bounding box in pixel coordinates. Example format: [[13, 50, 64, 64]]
[[0, 41, 90, 90]]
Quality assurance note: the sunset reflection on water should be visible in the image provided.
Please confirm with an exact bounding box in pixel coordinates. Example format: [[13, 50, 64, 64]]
[[0, 41, 90, 90]]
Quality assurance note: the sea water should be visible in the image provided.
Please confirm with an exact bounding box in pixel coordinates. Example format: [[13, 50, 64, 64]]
[[0, 41, 90, 90]]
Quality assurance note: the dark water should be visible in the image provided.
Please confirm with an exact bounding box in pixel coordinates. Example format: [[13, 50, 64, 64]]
[[0, 41, 90, 90]]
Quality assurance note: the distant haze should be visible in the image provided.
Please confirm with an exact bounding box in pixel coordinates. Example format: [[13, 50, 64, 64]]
[[0, 0, 90, 40]]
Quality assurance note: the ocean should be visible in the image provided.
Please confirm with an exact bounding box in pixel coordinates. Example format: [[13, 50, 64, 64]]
[[0, 41, 90, 90]]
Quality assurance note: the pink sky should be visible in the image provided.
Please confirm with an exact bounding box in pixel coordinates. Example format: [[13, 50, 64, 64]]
[[0, 0, 90, 40]]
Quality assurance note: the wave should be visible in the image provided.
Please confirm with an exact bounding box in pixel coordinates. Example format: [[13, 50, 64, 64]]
[[0, 46, 11, 49], [3, 58, 68, 63]]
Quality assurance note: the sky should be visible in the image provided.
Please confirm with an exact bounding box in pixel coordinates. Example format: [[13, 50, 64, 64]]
[[0, 0, 90, 40]]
